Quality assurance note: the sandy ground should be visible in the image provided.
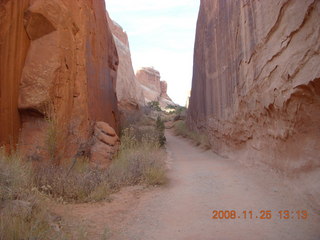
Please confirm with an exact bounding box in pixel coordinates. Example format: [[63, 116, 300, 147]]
[[55, 131, 320, 240]]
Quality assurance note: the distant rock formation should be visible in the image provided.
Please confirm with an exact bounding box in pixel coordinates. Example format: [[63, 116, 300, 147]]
[[188, 0, 320, 207], [108, 18, 145, 109], [136, 67, 175, 108], [0, 0, 119, 167]]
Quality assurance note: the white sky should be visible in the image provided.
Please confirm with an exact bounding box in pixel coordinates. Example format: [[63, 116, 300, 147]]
[[106, 0, 200, 106]]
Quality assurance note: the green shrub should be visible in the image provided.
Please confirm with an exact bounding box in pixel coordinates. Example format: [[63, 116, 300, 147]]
[[147, 101, 162, 111], [165, 104, 186, 115], [156, 116, 166, 146]]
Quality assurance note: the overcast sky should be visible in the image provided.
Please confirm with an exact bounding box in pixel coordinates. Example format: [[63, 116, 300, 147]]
[[106, 0, 200, 106]]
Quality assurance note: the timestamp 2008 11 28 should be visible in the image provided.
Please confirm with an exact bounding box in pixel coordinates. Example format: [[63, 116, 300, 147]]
[[211, 210, 308, 220]]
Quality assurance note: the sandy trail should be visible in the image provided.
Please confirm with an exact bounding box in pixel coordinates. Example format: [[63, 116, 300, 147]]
[[56, 131, 320, 240]]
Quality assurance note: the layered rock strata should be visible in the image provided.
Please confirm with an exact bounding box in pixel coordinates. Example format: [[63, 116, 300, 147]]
[[90, 122, 120, 169], [136, 67, 175, 108], [108, 18, 145, 108]]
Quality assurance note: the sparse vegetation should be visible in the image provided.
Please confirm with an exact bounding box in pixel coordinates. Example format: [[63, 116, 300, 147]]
[[156, 116, 166, 146], [166, 104, 186, 115], [0, 150, 65, 240], [34, 159, 112, 203], [108, 127, 167, 187], [173, 120, 211, 149], [0, 100, 168, 238], [45, 118, 59, 163], [147, 101, 162, 111], [0, 123, 167, 238], [34, 124, 167, 203]]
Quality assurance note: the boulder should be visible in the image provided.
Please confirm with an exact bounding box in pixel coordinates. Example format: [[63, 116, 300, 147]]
[[90, 122, 120, 168]]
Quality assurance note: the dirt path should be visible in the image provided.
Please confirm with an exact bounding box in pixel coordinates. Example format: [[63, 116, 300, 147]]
[[56, 131, 320, 240]]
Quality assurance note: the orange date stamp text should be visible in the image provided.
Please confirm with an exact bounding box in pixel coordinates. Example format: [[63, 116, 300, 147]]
[[211, 210, 308, 220]]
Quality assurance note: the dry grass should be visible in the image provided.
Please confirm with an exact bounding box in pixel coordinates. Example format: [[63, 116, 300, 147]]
[[34, 159, 112, 203], [33, 126, 167, 204], [107, 127, 167, 188], [173, 120, 211, 149], [45, 118, 58, 162], [0, 151, 32, 202], [0, 150, 65, 240], [0, 115, 168, 238]]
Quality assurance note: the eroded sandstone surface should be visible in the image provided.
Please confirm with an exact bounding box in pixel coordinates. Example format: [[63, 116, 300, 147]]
[[0, 0, 119, 166], [136, 67, 175, 108], [90, 121, 120, 169], [0, 0, 30, 149], [108, 18, 145, 109], [188, 0, 320, 207]]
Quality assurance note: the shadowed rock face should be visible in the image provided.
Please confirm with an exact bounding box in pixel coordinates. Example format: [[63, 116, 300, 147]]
[[0, 0, 119, 165], [0, 0, 31, 149], [188, 0, 320, 207], [136, 67, 175, 108]]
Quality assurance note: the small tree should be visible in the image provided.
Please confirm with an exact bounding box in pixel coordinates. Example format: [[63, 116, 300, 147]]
[[155, 116, 166, 146]]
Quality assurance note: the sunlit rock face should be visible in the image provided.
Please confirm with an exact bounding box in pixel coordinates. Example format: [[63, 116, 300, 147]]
[[108, 17, 145, 108], [136, 67, 175, 108], [0, 0, 120, 166], [188, 0, 320, 206]]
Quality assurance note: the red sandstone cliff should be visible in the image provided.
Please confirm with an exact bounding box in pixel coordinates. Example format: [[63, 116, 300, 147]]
[[136, 67, 175, 108], [0, 0, 120, 166], [108, 18, 145, 109], [188, 0, 320, 206]]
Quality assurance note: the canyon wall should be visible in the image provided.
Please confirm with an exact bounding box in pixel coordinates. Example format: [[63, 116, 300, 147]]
[[0, 0, 31, 149], [0, 0, 119, 166], [188, 0, 320, 206], [136, 67, 175, 108], [108, 18, 145, 109]]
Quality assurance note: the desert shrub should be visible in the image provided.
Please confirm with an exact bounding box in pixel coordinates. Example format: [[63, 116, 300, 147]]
[[120, 109, 144, 129], [34, 158, 112, 203], [0, 202, 64, 240], [0, 150, 65, 240], [165, 104, 177, 111], [0, 124, 167, 238], [139, 115, 156, 126], [156, 116, 166, 146], [34, 127, 167, 203], [147, 101, 162, 112], [165, 104, 186, 115], [108, 128, 167, 187], [173, 120, 211, 149], [121, 116, 166, 147], [143, 165, 167, 185], [0, 151, 32, 202], [45, 118, 58, 162]]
